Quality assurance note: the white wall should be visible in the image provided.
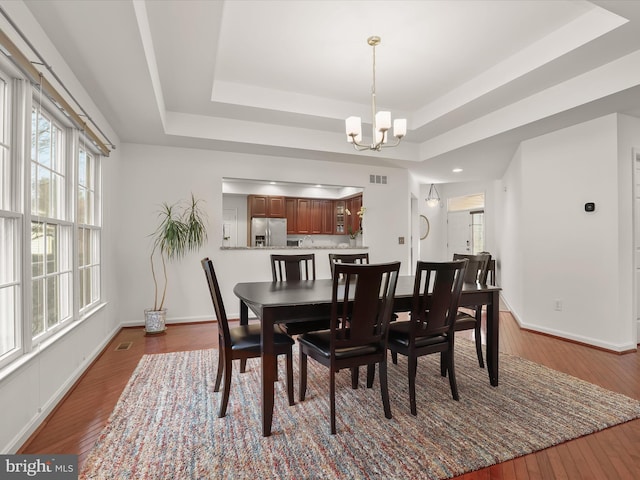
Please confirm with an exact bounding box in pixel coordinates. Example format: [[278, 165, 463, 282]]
[[498, 146, 525, 320], [499, 114, 638, 351], [115, 143, 411, 325]]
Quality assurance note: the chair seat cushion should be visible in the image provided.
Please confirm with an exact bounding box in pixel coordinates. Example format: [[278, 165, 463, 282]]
[[388, 321, 448, 348], [298, 329, 380, 359], [454, 311, 477, 331], [281, 317, 331, 335], [230, 324, 294, 351]]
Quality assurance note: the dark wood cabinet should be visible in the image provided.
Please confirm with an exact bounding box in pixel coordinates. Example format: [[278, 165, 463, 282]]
[[344, 194, 363, 236], [321, 200, 334, 234], [268, 196, 285, 217], [310, 199, 333, 234], [251, 193, 360, 236], [296, 198, 311, 234], [285, 198, 297, 233], [248, 195, 285, 218]]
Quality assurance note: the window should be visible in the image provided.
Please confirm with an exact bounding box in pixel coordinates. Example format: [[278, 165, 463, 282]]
[[31, 106, 72, 339], [0, 73, 19, 362], [470, 210, 485, 254], [0, 64, 103, 370], [78, 145, 101, 311]]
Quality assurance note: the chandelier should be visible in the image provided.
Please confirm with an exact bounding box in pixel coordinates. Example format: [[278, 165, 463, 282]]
[[345, 36, 407, 151], [426, 184, 441, 207]]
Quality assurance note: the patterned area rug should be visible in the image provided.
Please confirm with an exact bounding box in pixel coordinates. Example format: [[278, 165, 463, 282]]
[[80, 340, 640, 479]]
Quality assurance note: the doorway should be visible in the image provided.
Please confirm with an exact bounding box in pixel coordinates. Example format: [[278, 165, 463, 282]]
[[447, 193, 485, 258]]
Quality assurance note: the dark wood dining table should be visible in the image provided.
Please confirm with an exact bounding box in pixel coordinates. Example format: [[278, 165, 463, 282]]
[[233, 276, 501, 436]]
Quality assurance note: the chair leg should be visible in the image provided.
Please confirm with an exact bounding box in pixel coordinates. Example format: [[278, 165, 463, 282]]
[[240, 358, 247, 373], [214, 346, 224, 392], [447, 346, 460, 401], [475, 309, 485, 368], [219, 353, 233, 418], [366, 364, 375, 388], [408, 355, 418, 416], [299, 345, 308, 402], [379, 360, 392, 419], [440, 351, 447, 377], [285, 351, 294, 406], [391, 351, 398, 364], [330, 368, 337, 434], [351, 367, 359, 389]]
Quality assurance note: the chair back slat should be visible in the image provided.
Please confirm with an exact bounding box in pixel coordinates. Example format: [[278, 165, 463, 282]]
[[331, 262, 400, 350], [201, 258, 231, 346], [411, 260, 467, 338], [271, 254, 316, 281]]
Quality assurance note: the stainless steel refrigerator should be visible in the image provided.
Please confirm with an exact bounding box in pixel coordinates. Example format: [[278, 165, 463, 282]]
[[251, 217, 287, 246]]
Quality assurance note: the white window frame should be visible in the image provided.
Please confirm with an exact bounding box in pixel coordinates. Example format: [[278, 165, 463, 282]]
[[0, 72, 24, 368], [77, 136, 102, 313], [30, 98, 74, 343], [0, 59, 105, 373]]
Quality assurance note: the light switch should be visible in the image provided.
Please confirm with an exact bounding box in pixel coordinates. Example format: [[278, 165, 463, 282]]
[[398, 237, 405, 244]]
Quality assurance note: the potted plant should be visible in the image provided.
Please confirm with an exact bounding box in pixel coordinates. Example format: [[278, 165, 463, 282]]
[[146, 194, 208, 334]]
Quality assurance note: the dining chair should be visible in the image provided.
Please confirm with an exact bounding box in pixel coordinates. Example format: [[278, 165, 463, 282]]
[[328, 252, 369, 278], [298, 261, 401, 434], [452, 252, 491, 368], [201, 257, 294, 417], [387, 259, 467, 415], [328, 252, 384, 388], [270, 254, 331, 335]]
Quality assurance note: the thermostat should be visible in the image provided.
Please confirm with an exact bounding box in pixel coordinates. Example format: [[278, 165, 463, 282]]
[[584, 202, 595, 212]]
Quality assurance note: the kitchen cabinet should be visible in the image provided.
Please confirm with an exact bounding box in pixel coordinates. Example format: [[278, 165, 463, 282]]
[[334, 200, 345, 234], [310, 199, 333, 234], [248, 195, 286, 218], [345, 194, 363, 236], [251, 193, 360, 236], [285, 197, 297, 233], [296, 198, 312, 234]]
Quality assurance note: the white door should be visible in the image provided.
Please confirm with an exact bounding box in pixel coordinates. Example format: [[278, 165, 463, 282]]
[[447, 210, 471, 259], [223, 209, 238, 247]]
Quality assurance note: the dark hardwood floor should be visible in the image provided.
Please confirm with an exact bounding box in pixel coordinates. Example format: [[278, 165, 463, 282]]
[[18, 313, 640, 478]]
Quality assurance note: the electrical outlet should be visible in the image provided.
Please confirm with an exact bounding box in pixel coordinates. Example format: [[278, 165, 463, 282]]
[[398, 237, 405, 244], [554, 299, 563, 311]]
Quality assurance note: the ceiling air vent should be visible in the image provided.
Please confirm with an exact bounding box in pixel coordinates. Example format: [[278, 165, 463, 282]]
[[369, 174, 387, 185]]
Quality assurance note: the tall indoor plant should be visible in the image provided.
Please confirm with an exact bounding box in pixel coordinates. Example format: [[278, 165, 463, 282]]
[[146, 194, 208, 334]]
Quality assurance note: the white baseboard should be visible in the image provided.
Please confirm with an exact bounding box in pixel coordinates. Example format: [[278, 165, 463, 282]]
[[5, 323, 121, 453]]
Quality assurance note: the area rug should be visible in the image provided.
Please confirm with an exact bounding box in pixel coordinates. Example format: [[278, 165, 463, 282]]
[[80, 340, 640, 479]]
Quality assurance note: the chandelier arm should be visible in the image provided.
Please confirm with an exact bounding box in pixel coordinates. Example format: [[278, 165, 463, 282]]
[[379, 137, 403, 148], [348, 134, 373, 151]]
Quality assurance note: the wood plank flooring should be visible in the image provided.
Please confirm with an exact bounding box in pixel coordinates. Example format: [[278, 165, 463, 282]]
[[18, 313, 640, 478]]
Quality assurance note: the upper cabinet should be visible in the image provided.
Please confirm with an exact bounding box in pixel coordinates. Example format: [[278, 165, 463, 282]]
[[248, 195, 286, 218], [248, 193, 362, 235], [310, 199, 334, 235], [285, 197, 297, 233], [345, 194, 363, 235], [334, 200, 345, 234]]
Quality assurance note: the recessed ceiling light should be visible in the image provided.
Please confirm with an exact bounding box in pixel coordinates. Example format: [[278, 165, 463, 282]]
[[452, 168, 463, 173], [270, 181, 277, 185], [315, 184, 323, 188]]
